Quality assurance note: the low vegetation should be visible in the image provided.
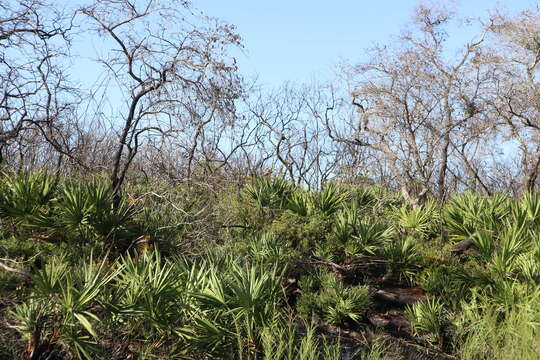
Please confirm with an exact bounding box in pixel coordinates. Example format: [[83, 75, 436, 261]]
[[2, 172, 540, 359]]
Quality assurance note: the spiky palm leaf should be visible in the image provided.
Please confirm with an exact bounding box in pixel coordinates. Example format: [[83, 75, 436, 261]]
[[0, 172, 56, 227], [311, 183, 348, 216], [285, 189, 314, 216], [405, 298, 445, 345], [396, 199, 440, 238], [243, 177, 294, 210], [345, 219, 394, 257]]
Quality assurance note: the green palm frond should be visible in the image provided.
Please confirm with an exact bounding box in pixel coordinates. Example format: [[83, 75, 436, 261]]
[[286, 189, 314, 216], [312, 183, 348, 216], [396, 199, 440, 238], [57, 179, 137, 240], [243, 177, 294, 210], [333, 205, 359, 244], [405, 298, 445, 344], [345, 219, 394, 257], [0, 171, 56, 225], [444, 192, 509, 242]]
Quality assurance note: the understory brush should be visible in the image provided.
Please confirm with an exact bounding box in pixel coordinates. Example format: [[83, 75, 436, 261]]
[[3, 173, 540, 359]]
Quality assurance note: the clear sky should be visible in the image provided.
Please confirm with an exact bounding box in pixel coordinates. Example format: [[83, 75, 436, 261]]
[[197, 0, 537, 86]]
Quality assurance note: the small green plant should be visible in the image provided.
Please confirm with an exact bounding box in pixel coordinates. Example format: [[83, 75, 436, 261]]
[[454, 287, 540, 360], [353, 187, 378, 210], [12, 255, 119, 359], [418, 266, 468, 306], [491, 247, 520, 280], [190, 261, 285, 355], [311, 183, 348, 216], [297, 272, 371, 325], [514, 191, 540, 230], [57, 180, 137, 241], [243, 177, 293, 211], [247, 231, 289, 264], [286, 189, 314, 217], [271, 211, 331, 252], [444, 192, 509, 243], [405, 298, 446, 345], [333, 205, 359, 244], [0, 171, 55, 221], [396, 199, 440, 238], [470, 230, 495, 261], [345, 219, 394, 257], [381, 237, 419, 282], [516, 248, 540, 283], [115, 251, 181, 331]]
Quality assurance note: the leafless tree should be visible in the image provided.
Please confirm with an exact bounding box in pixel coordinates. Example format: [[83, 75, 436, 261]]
[[0, 0, 78, 168], [485, 7, 540, 192], [245, 83, 346, 189], [81, 0, 243, 195], [329, 5, 495, 206]]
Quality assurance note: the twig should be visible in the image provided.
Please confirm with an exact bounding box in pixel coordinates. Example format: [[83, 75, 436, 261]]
[[0, 260, 31, 280], [311, 255, 350, 272]]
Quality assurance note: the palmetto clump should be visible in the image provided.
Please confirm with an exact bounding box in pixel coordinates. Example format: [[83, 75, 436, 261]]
[[297, 271, 372, 325]]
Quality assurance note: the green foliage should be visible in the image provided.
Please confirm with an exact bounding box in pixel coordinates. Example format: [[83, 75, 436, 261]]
[[285, 189, 314, 217], [444, 192, 509, 241], [396, 199, 440, 238], [333, 205, 359, 244], [0, 234, 45, 262], [467, 230, 494, 262], [0, 174, 137, 246], [516, 246, 540, 283], [345, 219, 394, 257], [515, 191, 540, 229], [271, 210, 332, 252], [405, 298, 446, 345], [6, 172, 540, 359], [284, 183, 347, 217], [188, 260, 285, 357], [12, 255, 119, 359], [352, 186, 379, 210], [454, 286, 540, 360], [130, 184, 212, 252], [0, 171, 55, 221], [259, 314, 299, 359], [490, 224, 529, 278], [247, 231, 290, 264], [418, 265, 469, 306], [56, 180, 137, 241], [297, 272, 372, 325], [385, 238, 418, 263], [243, 177, 294, 211], [115, 251, 181, 331], [311, 183, 348, 216]]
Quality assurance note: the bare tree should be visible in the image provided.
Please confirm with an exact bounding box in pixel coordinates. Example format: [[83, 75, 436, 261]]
[[246, 83, 345, 189], [330, 5, 494, 206], [0, 0, 78, 167], [486, 7, 540, 192], [81, 0, 243, 195]]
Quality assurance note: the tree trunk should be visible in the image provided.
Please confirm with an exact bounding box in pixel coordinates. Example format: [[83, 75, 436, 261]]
[[438, 132, 450, 201]]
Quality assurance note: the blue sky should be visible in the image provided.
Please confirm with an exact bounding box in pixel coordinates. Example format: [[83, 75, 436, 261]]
[[68, 0, 537, 110], [197, 0, 536, 86]]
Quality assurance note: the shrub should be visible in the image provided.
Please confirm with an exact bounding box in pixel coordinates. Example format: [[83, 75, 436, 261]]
[[417, 265, 469, 306], [381, 237, 419, 282], [270, 211, 332, 253], [405, 298, 446, 346], [395, 199, 441, 238], [454, 286, 540, 360], [297, 272, 372, 325], [345, 219, 394, 257], [0, 171, 55, 221]]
